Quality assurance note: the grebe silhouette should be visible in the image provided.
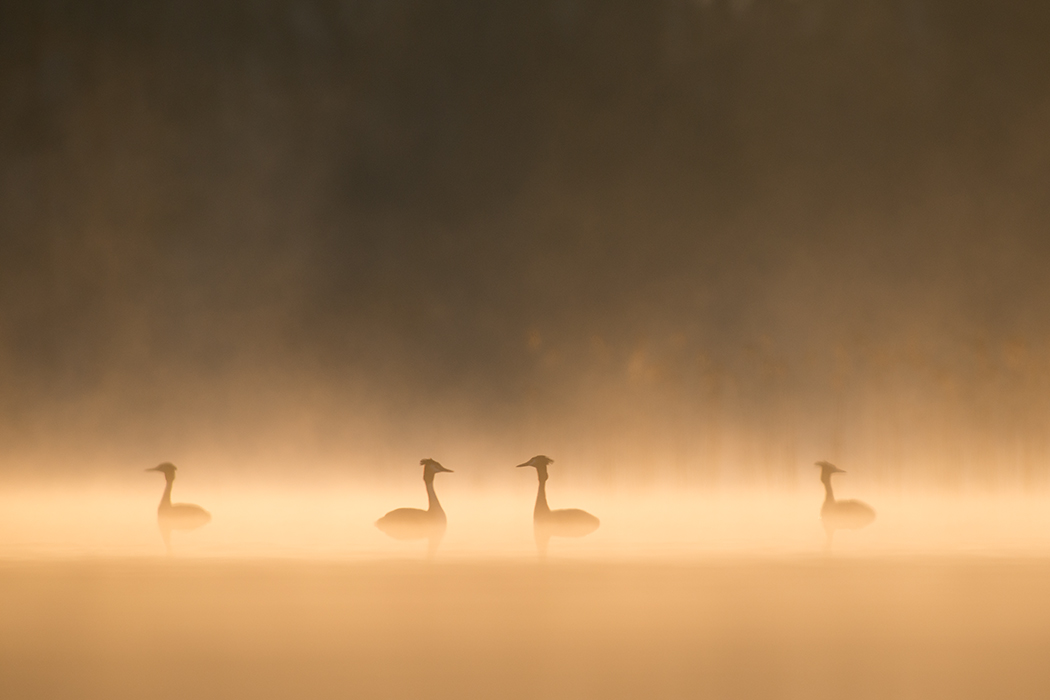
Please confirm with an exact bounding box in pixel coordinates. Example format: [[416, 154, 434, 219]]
[[816, 460, 875, 549], [375, 458, 453, 557], [516, 455, 599, 558], [146, 462, 211, 553]]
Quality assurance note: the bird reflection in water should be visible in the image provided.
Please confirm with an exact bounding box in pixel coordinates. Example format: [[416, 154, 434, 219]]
[[816, 460, 875, 549], [375, 458, 453, 557], [516, 455, 599, 559], [145, 462, 211, 553]]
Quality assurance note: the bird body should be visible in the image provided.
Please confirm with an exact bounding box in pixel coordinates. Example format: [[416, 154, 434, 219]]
[[159, 502, 212, 530], [517, 455, 599, 558], [375, 506, 445, 540], [538, 507, 600, 537], [821, 498, 876, 531], [147, 462, 210, 552], [816, 461, 875, 548], [375, 459, 452, 556]]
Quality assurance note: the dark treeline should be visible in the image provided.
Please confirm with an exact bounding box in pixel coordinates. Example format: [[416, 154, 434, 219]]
[[1, 0, 1049, 482]]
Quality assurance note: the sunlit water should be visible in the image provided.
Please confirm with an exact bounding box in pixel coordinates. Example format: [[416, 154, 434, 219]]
[[4, 478, 1050, 699], [3, 478, 1050, 558], [2, 557, 1050, 699]]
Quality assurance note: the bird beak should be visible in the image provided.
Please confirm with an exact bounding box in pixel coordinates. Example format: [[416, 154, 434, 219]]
[[515, 462, 531, 468], [145, 466, 161, 472]]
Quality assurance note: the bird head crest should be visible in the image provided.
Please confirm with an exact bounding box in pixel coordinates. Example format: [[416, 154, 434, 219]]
[[516, 455, 552, 481], [815, 460, 845, 475], [421, 458, 453, 475], [146, 462, 177, 478]]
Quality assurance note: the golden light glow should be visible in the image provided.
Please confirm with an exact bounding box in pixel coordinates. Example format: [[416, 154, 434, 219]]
[[4, 476, 1050, 559]]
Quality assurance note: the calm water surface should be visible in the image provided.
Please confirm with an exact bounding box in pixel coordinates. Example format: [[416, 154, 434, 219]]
[[2, 557, 1049, 699]]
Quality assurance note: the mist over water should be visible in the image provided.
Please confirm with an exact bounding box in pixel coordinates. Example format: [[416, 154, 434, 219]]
[[4, 475, 1050, 559], [4, 2, 1050, 698]]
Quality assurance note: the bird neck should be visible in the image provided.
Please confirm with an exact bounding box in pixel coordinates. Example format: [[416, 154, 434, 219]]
[[159, 476, 174, 510], [534, 476, 550, 516], [821, 475, 835, 505], [425, 476, 444, 516]]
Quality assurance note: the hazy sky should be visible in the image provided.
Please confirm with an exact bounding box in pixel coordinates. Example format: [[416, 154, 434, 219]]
[[2, 0, 1050, 481]]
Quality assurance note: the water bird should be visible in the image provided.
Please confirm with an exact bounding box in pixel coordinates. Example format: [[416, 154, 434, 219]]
[[146, 462, 211, 553], [375, 458, 453, 556], [816, 460, 875, 549], [516, 455, 599, 558]]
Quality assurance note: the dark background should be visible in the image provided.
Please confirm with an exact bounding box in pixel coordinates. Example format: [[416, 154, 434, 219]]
[[2, 0, 1050, 482]]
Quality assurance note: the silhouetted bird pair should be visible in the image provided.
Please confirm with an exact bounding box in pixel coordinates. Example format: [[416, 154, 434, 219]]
[[374, 455, 600, 557]]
